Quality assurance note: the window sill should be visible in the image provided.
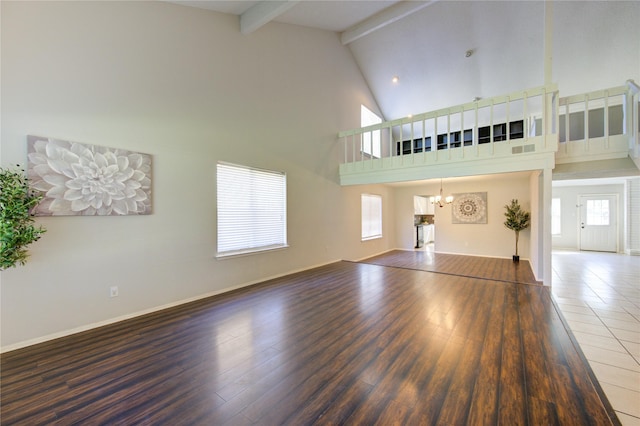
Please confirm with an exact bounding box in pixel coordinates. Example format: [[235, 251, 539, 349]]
[[216, 244, 289, 260]]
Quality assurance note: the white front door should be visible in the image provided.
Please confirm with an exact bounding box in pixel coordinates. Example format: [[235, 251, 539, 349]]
[[579, 195, 617, 252]]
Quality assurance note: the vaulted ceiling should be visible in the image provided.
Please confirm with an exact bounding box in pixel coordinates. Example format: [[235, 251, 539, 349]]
[[169, 1, 639, 123]]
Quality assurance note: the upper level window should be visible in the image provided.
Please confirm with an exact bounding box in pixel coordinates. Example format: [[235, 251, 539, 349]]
[[217, 162, 287, 257], [551, 198, 561, 235], [362, 194, 382, 241], [361, 105, 382, 158]]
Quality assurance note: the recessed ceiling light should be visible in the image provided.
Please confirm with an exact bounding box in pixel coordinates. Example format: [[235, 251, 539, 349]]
[[392, 76, 399, 84]]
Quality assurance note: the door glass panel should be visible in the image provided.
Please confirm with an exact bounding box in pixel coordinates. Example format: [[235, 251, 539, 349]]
[[586, 199, 610, 225]]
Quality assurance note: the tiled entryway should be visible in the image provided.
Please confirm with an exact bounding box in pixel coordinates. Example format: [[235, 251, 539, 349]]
[[552, 250, 640, 425]]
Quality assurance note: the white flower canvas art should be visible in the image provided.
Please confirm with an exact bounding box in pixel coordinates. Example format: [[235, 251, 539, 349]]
[[27, 136, 152, 216]]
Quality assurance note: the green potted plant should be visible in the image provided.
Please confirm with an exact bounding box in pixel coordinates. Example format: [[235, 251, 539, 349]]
[[1, 165, 46, 270], [503, 199, 530, 262]]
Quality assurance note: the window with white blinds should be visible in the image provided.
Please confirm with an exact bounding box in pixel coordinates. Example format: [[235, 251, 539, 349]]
[[361, 194, 382, 241], [217, 162, 287, 257]]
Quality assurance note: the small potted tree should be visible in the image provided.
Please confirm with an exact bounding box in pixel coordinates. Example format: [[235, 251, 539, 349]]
[[503, 199, 530, 262], [1, 165, 46, 270]]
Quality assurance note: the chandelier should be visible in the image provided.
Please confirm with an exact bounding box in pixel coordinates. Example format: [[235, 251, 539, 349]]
[[430, 178, 453, 208]]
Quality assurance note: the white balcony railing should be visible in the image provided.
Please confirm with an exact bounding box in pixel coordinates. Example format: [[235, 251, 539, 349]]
[[338, 82, 639, 186], [338, 85, 559, 185], [556, 81, 639, 164]]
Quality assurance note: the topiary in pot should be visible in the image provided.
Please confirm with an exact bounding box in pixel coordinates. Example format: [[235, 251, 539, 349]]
[[503, 199, 530, 262], [1, 165, 46, 269]]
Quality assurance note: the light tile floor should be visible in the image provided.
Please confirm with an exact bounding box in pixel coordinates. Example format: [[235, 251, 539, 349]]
[[552, 250, 640, 425]]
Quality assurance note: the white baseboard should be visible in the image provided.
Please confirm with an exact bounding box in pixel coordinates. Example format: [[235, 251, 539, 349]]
[[435, 250, 529, 261], [352, 248, 397, 262], [1, 259, 341, 354]]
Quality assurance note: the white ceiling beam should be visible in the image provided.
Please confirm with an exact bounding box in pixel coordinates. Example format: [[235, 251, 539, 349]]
[[340, 0, 440, 45], [240, 1, 300, 35]]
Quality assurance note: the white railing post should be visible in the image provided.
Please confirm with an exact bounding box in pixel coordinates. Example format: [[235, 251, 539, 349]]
[[475, 102, 479, 156], [388, 123, 392, 160], [523, 92, 529, 142], [585, 95, 590, 153], [422, 118, 426, 157], [604, 91, 610, 149], [343, 133, 348, 164], [461, 107, 465, 158], [434, 113, 438, 159], [447, 111, 451, 159], [410, 120, 415, 161], [400, 122, 404, 162], [352, 134, 357, 166], [624, 80, 640, 159], [490, 100, 495, 155], [506, 96, 511, 142], [635, 91, 640, 158], [553, 90, 558, 148]]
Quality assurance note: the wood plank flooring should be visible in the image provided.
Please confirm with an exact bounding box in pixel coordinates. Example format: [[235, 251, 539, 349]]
[[1, 255, 618, 425], [361, 250, 540, 285]]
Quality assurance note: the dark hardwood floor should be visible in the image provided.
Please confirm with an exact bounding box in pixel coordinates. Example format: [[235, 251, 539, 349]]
[[360, 249, 540, 285], [1, 254, 618, 425]]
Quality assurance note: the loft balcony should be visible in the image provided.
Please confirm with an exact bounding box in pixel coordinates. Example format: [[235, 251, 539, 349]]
[[554, 81, 640, 179], [338, 82, 640, 186]]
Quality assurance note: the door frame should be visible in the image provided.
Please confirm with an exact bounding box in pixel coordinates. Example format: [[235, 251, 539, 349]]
[[576, 193, 619, 253]]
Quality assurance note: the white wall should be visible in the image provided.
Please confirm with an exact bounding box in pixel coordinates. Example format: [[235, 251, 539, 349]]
[[348, 1, 640, 122], [552, 184, 626, 251], [392, 172, 534, 259], [553, 1, 640, 98], [341, 184, 396, 261], [0, 1, 389, 349]]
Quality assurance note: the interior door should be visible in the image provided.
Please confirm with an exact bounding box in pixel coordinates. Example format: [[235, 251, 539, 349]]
[[579, 195, 617, 252]]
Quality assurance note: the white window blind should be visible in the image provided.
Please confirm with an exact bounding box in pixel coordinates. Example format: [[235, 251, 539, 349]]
[[362, 194, 382, 241], [217, 162, 287, 257]]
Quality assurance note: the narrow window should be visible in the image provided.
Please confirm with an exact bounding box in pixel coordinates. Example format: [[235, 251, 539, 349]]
[[361, 105, 382, 158], [362, 194, 382, 241], [551, 198, 561, 235], [217, 162, 287, 257]]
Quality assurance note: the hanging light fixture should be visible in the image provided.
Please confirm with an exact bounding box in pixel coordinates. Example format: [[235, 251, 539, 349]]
[[430, 178, 454, 208]]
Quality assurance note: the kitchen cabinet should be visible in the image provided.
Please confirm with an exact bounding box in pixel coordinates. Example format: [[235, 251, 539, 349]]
[[423, 224, 435, 243]]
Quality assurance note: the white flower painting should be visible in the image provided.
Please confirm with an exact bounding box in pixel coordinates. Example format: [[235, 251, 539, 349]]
[[27, 136, 152, 216]]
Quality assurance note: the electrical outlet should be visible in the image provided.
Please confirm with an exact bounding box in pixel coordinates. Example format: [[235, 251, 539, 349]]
[[110, 286, 119, 298]]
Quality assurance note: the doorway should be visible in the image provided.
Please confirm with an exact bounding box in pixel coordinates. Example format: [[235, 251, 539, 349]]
[[578, 194, 618, 252], [413, 195, 435, 250]]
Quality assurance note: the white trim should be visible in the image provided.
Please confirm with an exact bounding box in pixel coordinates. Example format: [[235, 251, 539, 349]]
[[434, 250, 530, 261], [356, 247, 531, 262], [576, 192, 620, 253], [0, 259, 340, 354], [352, 248, 396, 262]]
